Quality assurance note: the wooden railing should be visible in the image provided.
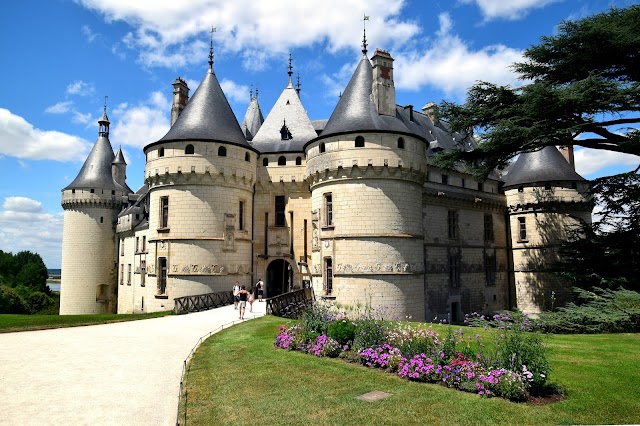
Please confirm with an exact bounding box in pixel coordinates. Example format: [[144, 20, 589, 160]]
[[265, 288, 315, 318], [173, 291, 234, 315]]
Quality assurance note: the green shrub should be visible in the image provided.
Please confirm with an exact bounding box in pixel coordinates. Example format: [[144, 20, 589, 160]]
[[538, 287, 640, 333], [328, 318, 356, 345], [0, 285, 29, 314], [26, 291, 55, 314], [352, 316, 387, 351]]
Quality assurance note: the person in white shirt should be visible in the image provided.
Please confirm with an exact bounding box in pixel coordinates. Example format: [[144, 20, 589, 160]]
[[232, 282, 240, 309]]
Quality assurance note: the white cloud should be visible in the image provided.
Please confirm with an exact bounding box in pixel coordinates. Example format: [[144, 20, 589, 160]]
[[459, 0, 562, 21], [0, 196, 63, 269], [81, 24, 99, 43], [0, 108, 91, 161], [3, 197, 43, 213], [45, 101, 74, 114], [393, 13, 522, 99], [76, 0, 420, 69], [66, 80, 96, 96], [574, 148, 640, 177], [110, 91, 170, 148], [72, 111, 93, 125], [220, 79, 250, 104]]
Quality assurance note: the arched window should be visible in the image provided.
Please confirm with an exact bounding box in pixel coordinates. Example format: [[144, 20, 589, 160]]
[[218, 146, 227, 157], [397, 137, 405, 149], [319, 142, 326, 153], [518, 186, 524, 193], [355, 136, 365, 147], [159, 147, 165, 157], [296, 156, 302, 166], [263, 157, 269, 166], [185, 144, 194, 155], [278, 156, 287, 166], [245, 152, 250, 162]]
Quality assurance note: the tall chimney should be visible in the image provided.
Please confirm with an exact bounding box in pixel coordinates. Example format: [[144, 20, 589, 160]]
[[423, 102, 439, 124], [171, 77, 189, 126], [558, 145, 575, 170], [371, 49, 395, 116]]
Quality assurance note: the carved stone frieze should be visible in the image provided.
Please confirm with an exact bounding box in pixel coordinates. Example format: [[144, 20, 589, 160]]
[[334, 262, 424, 274], [166, 263, 251, 275]]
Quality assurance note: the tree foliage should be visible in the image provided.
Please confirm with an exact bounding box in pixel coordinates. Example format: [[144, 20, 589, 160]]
[[0, 250, 55, 314], [436, 6, 640, 178]]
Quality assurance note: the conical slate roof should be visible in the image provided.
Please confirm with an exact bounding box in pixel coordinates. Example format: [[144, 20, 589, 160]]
[[319, 55, 408, 140], [154, 69, 248, 147], [113, 147, 126, 165], [503, 146, 585, 188], [240, 96, 264, 141], [65, 136, 122, 191], [251, 79, 317, 153]]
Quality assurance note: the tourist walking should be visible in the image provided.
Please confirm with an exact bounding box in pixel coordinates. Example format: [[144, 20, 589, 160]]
[[256, 278, 264, 302], [248, 287, 255, 313], [233, 282, 240, 309], [238, 285, 249, 319]]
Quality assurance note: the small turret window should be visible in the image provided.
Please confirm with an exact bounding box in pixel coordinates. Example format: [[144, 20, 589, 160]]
[[355, 136, 365, 147], [218, 146, 227, 157], [544, 183, 551, 191], [319, 143, 326, 153], [185, 144, 194, 155], [518, 186, 524, 193], [397, 137, 405, 149], [245, 152, 250, 162], [263, 158, 269, 166], [296, 156, 302, 166], [159, 148, 165, 157], [278, 156, 286, 166]]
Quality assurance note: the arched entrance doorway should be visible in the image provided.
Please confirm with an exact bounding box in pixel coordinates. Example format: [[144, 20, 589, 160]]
[[266, 259, 293, 297]]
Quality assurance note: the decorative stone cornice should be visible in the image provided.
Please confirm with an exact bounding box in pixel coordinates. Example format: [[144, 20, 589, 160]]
[[145, 167, 255, 190], [61, 193, 124, 210], [507, 200, 593, 214], [422, 189, 506, 213], [306, 162, 426, 188]]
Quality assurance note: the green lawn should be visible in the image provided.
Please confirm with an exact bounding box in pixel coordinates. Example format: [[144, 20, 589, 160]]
[[180, 316, 640, 425], [0, 311, 173, 333]]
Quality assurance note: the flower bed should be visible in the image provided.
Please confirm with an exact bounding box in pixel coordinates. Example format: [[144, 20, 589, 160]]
[[274, 304, 555, 402]]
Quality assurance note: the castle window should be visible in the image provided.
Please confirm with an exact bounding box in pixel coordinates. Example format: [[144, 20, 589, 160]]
[[447, 210, 459, 239], [275, 195, 286, 227], [324, 193, 333, 227], [141, 236, 146, 253], [397, 137, 405, 149], [572, 182, 577, 190], [484, 214, 494, 242], [158, 257, 167, 294], [518, 217, 527, 241], [263, 157, 269, 166], [325, 258, 333, 295], [478, 182, 484, 192], [544, 183, 551, 191], [448, 250, 461, 288], [121, 240, 124, 255], [160, 197, 169, 229], [518, 186, 524, 193], [239, 201, 245, 231], [441, 174, 449, 185], [72, 189, 75, 194], [278, 156, 287, 166], [319, 143, 326, 153], [218, 146, 227, 157], [484, 251, 497, 287], [136, 237, 140, 253], [280, 121, 292, 140], [461, 179, 466, 188], [120, 264, 124, 285], [111, 190, 115, 195], [100, 217, 104, 224], [355, 136, 365, 148], [245, 152, 250, 162], [90, 189, 95, 194], [296, 156, 302, 166], [185, 144, 194, 155], [140, 260, 146, 286], [127, 264, 132, 285], [159, 148, 165, 157]]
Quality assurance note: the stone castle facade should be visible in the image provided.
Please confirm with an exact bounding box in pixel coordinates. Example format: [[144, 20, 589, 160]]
[[59, 44, 592, 320]]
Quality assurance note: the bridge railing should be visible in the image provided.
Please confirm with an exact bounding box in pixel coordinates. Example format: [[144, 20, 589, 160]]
[[265, 287, 315, 318], [173, 291, 234, 315]]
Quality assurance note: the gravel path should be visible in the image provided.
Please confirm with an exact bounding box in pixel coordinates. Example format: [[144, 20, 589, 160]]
[[0, 302, 266, 426]]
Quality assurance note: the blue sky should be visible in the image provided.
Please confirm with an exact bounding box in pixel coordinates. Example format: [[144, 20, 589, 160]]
[[1, 0, 638, 268]]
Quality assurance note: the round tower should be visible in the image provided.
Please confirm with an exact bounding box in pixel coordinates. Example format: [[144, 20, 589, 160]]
[[503, 146, 592, 314], [304, 46, 428, 320], [141, 40, 258, 310], [60, 106, 129, 314]]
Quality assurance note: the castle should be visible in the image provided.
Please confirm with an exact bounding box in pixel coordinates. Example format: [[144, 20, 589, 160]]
[[59, 39, 592, 321]]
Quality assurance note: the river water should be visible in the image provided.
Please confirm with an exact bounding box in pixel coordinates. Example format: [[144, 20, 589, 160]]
[[46, 281, 61, 292]]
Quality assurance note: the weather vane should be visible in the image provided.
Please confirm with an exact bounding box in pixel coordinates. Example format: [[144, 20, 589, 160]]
[[362, 15, 369, 55]]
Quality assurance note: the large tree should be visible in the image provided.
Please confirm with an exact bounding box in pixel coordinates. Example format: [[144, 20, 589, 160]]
[[436, 5, 640, 178]]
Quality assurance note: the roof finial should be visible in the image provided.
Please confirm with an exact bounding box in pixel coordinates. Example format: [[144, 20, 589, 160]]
[[250, 84, 253, 101], [296, 72, 301, 96], [209, 26, 216, 70], [362, 14, 369, 55], [103, 95, 108, 113]]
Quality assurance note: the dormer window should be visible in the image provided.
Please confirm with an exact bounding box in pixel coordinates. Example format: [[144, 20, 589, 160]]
[[280, 120, 292, 140], [355, 136, 365, 148], [263, 157, 269, 166], [278, 156, 286, 166], [397, 137, 405, 149], [185, 144, 194, 155]]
